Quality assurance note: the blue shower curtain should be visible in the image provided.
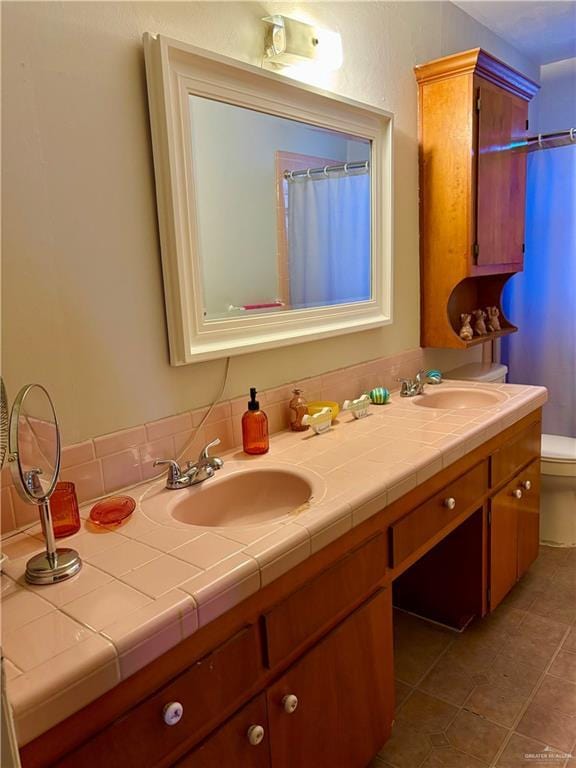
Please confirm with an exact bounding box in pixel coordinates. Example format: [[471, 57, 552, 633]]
[[287, 173, 371, 309], [502, 145, 576, 437]]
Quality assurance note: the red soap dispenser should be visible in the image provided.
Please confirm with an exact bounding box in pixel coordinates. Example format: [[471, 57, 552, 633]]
[[242, 388, 269, 455]]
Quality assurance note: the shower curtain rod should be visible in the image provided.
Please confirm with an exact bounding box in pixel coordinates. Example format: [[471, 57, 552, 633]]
[[524, 127, 575, 150], [284, 160, 369, 181]]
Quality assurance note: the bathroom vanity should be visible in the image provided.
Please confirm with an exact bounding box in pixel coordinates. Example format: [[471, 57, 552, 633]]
[[12, 385, 545, 768]]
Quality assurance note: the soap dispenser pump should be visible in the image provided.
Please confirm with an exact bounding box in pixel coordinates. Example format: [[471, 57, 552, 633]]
[[242, 388, 269, 455]]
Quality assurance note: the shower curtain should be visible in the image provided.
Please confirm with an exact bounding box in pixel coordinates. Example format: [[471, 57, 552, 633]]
[[502, 145, 576, 437], [287, 172, 370, 309]]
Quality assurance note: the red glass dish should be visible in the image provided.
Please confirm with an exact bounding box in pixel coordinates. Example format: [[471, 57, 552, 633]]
[[89, 496, 136, 527]]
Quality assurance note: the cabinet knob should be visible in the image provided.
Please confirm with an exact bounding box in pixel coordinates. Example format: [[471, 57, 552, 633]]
[[512, 488, 523, 499], [163, 702, 184, 726], [282, 694, 299, 714], [443, 497, 456, 510], [521, 480, 532, 491], [247, 725, 265, 746]]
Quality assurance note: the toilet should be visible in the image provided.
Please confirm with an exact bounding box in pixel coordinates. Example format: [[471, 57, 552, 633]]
[[540, 434, 576, 547], [445, 362, 576, 547], [444, 362, 508, 384]]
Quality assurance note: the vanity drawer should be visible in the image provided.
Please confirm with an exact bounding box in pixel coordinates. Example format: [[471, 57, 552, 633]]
[[390, 461, 488, 568], [56, 624, 264, 768], [491, 419, 541, 488], [263, 533, 387, 668]]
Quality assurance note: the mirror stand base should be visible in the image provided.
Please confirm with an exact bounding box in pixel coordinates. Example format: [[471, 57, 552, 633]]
[[25, 548, 82, 585]]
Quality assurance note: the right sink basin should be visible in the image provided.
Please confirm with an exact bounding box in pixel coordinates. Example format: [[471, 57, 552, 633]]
[[413, 387, 508, 409]]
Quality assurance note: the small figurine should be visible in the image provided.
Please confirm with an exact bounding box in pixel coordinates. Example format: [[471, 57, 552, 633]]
[[342, 394, 371, 419], [288, 389, 309, 432], [301, 407, 332, 435], [368, 387, 391, 405], [459, 313, 473, 341], [473, 309, 488, 336], [486, 306, 502, 332]]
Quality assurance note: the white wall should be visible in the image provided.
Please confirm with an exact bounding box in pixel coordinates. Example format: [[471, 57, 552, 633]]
[[1, 1, 538, 444]]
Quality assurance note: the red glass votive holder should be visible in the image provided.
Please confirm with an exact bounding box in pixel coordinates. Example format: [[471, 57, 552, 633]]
[[50, 481, 81, 538]]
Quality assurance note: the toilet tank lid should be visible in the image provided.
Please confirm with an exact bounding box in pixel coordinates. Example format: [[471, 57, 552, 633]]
[[444, 363, 508, 382], [542, 434, 576, 462]]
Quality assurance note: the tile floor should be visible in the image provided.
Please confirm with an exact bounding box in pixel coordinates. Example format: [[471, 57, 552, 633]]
[[371, 546, 576, 768]]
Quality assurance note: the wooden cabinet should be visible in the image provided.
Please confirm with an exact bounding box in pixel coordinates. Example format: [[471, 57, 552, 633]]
[[415, 48, 539, 348], [490, 459, 541, 610], [53, 624, 264, 768], [175, 695, 270, 768], [390, 461, 488, 568], [267, 590, 394, 768], [21, 411, 543, 768]]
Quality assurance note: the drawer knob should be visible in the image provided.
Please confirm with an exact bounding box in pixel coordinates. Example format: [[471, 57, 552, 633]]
[[282, 694, 299, 714], [443, 497, 456, 510], [163, 702, 184, 726], [247, 725, 265, 746], [512, 488, 523, 499], [521, 480, 532, 491]]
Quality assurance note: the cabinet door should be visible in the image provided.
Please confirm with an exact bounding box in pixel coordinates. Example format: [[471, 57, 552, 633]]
[[175, 695, 270, 768], [266, 589, 393, 768], [516, 460, 541, 580], [490, 483, 519, 610], [475, 78, 528, 269]]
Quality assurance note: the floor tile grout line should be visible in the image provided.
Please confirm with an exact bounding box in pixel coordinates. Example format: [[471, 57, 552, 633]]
[[487, 622, 572, 767]]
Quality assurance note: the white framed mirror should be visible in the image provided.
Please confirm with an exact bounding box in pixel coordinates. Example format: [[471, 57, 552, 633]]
[[144, 34, 393, 365]]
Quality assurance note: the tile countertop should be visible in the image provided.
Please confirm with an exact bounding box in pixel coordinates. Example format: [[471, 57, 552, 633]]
[[1, 381, 547, 746]]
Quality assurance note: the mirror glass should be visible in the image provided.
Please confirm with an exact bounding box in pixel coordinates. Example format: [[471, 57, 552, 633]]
[[189, 96, 371, 320], [9, 384, 61, 502]]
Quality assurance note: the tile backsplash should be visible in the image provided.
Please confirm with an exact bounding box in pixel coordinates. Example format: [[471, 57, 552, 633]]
[[1, 348, 424, 534]]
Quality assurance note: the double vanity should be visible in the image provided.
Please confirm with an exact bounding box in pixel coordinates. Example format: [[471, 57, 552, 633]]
[[4, 379, 546, 768]]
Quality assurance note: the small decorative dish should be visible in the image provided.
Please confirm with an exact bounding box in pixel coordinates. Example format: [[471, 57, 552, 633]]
[[89, 496, 136, 527]]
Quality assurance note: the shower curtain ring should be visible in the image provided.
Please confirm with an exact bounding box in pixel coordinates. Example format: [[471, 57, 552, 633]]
[[323, 166, 329, 177], [570, 128, 575, 142]]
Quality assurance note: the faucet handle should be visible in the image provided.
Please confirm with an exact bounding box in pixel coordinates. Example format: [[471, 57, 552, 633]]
[[415, 369, 425, 383], [396, 377, 413, 396], [153, 459, 182, 484], [24, 467, 44, 494], [199, 438, 222, 463]]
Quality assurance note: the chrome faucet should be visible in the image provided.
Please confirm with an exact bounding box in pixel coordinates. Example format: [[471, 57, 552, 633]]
[[397, 370, 426, 397], [154, 438, 224, 490]]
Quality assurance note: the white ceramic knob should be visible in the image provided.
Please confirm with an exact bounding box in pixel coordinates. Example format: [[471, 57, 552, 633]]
[[521, 480, 532, 491], [512, 488, 523, 499], [247, 725, 265, 746], [282, 694, 299, 714], [443, 497, 456, 510], [163, 702, 184, 726]]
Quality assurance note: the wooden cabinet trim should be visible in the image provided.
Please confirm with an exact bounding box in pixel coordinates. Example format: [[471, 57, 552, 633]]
[[414, 47, 539, 101]]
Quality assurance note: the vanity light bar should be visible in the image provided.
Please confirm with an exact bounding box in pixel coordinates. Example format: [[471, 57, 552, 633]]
[[283, 160, 369, 181]]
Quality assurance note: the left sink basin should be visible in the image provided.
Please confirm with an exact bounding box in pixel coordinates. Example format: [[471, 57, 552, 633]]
[[140, 463, 325, 528]]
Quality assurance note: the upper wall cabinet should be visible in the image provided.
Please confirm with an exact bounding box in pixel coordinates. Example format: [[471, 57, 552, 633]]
[[144, 34, 393, 365], [415, 48, 539, 349]]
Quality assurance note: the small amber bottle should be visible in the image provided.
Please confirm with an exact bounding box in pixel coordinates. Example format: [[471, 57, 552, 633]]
[[289, 388, 309, 432], [242, 388, 269, 455]]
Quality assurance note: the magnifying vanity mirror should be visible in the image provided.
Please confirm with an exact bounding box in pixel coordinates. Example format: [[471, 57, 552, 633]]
[[8, 384, 81, 584], [144, 34, 393, 364]]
